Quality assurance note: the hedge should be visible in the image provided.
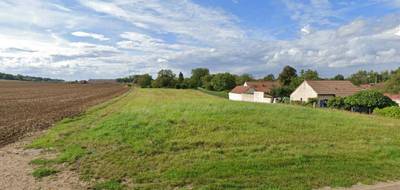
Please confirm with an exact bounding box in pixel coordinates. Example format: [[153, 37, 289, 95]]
[[374, 106, 400, 119]]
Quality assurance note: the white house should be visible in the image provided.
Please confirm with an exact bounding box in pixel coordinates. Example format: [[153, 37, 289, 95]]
[[229, 81, 279, 103], [290, 80, 361, 107], [384, 94, 400, 105]]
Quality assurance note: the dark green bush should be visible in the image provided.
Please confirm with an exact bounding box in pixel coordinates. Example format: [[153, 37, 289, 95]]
[[344, 90, 397, 113], [32, 168, 58, 179], [327, 97, 347, 109], [374, 106, 400, 119]]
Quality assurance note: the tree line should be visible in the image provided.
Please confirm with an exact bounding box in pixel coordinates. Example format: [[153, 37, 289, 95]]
[[118, 65, 400, 95], [0, 72, 64, 82]]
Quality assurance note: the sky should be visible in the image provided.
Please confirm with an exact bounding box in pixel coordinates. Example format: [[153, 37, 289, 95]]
[[0, 0, 400, 80]]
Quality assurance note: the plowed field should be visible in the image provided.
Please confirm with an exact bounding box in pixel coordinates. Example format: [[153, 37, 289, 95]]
[[0, 80, 128, 147]]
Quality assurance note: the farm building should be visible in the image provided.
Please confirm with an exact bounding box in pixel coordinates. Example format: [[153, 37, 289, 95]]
[[384, 93, 400, 105], [290, 80, 361, 107], [229, 81, 279, 103]]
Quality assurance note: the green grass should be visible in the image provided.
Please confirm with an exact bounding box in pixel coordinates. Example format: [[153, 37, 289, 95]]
[[30, 89, 400, 189], [94, 180, 124, 190], [32, 167, 58, 179], [197, 88, 228, 98]]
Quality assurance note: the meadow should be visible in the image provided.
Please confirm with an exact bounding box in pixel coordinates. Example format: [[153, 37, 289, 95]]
[[30, 88, 400, 190]]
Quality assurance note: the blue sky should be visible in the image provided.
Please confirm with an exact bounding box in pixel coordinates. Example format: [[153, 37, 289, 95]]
[[0, 0, 400, 80]]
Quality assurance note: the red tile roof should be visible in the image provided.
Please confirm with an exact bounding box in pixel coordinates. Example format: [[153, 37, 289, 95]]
[[230, 86, 251, 94], [384, 93, 400, 100], [306, 80, 361, 97], [245, 81, 280, 93]]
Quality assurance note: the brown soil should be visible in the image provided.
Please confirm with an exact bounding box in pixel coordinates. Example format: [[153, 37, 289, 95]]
[[0, 80, 128, 147]]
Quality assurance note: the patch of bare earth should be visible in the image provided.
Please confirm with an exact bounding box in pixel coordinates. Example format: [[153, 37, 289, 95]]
[[318, 182, 400, 190], [0, 132, 88, 190]]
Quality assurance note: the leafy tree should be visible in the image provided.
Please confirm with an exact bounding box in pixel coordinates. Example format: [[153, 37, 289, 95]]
[[263, 74, 275, 81], [201, 74, 214, 90], [178, 72, 184, 83], [190, 68, 210, 88], [384, 70, 400, 93], [278, 66, 297, 86], [153, 69, 176, 88], [344, 90, 397, 113], [136, 74, 153, 88], [235, 74, 254, 85], [271, 86, 293, 98], [333, 74, 345, 80], [300, 69, 319, 80], [210, 73, 236, 91]]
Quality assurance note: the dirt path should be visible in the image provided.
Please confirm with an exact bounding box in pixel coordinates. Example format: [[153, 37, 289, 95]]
[[0, 132, 87, 190], [319, 182, 400, 190]]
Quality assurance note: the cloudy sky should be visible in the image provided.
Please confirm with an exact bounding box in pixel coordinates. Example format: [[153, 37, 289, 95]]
[[1, 0, 400, 80]]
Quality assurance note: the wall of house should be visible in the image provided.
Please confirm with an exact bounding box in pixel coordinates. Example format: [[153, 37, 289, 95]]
[[229, 92, 273, 103], [394, 99, 400, 105], [290, 81, 318, 102], [254, 92, 273, 103], [228, 93, 242, 101]]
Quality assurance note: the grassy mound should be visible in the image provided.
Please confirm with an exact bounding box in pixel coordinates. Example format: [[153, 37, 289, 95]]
[[30, 89, 400, 189]]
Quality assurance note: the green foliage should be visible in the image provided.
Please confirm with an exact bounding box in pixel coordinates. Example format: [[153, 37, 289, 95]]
[[300, 69, 319, 80], [32, 168, 58, 179], [190, 68, 210, 88], [136, 74, 153, 88], [30, 89, 400, 189], [271, 86, 293, 98], [327, 97, 347, 109], [384, 70, 400, 94], [201, 74, 214, 90], [348, 70, 386, 85], [345, 90, 397, 113], [374, 106, 400, 119], [332, 74, 345, 80], [197, 88, 228, 98], [278, 65, 297, 86], [94, 180, 124, 190], [210, 72, 236, 91], [263, 74, 275, 81], [0, 72, 63, 82], [152, 69, 176, 88], [235, 73, 254, 85]]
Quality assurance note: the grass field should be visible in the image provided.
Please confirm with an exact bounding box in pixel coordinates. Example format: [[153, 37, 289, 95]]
[[30, 89, 400, 189]]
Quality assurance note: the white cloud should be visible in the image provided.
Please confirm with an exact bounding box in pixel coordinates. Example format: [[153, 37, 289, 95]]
[[0, 0, 400, 80], [72, 31, 109, 41]]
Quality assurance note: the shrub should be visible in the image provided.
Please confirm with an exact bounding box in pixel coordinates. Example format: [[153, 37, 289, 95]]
[[344, 90, 397, 113], [327, 97, 346, 109], [374, 106, 400, 119]]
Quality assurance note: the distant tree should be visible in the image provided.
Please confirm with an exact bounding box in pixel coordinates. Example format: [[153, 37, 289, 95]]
[[153, 69, 176, 88], [136, 74, 153, 88], [278, 66, 297, 86], [178, 72, 184, 83], [210, 73, 236, 91], [333, 74, 345, 80], [263, 74, 275, 81], [201, 74, 214, 90], [235, 74, 254, 85], [271, 86, 293, 98], [300, 69, 319, 80], [385, 70, 400, 93], [190, 68, 210, 88]]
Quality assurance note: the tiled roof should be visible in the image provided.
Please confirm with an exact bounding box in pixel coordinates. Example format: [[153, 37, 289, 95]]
[[245, 81, 280, 93], [384, 93, 400, 100], [306, 80, 361, 97], [230, 86, 251, 94]]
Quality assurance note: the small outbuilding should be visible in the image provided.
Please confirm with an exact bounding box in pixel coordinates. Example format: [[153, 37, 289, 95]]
[[229, 81, 279, 103], [290, 80, 361, 107]]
